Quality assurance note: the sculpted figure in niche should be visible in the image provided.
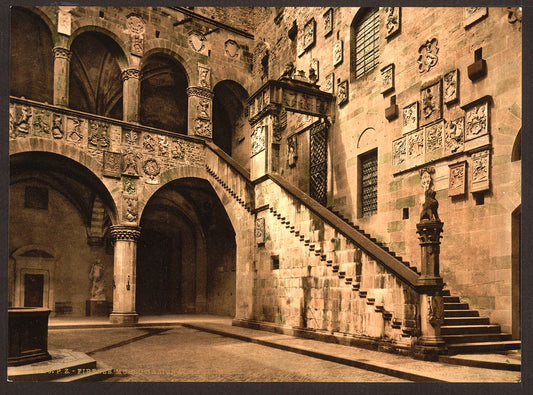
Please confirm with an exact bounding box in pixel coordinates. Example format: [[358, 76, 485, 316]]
[[89, 259, 106, 300], [420, 169, 440, 222]]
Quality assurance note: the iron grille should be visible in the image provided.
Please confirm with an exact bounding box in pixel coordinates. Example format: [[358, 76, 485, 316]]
[[310, 122, 328, 206], [355, 8, 380, 79], [361, 152, 377, 217]]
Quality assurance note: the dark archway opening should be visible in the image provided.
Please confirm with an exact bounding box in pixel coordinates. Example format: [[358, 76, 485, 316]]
[[10, 7, 54, 103], [511, 205, 521, 339], [140, 54, 189, 134], [137, 178, 236, 316], [69, 32, 125, 120]]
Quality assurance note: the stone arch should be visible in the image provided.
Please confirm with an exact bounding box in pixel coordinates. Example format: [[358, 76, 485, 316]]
[[9, 138, 119, 224], [142, 42, 194, 86], [211, 63, 250, 90], [14, 6, 58, 44], [357, 127, 377, 152], [68, 24, 130, 70], [511, 129, 521, 162]]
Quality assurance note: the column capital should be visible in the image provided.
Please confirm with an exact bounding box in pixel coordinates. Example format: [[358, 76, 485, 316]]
[[186, 86, 214, 100], [52, 46, 72, 61], [121, 68, 142, 81], [110, 225, 141, 241]]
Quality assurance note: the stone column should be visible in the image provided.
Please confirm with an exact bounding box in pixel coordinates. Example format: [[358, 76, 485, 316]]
[[416, 220, 445, 348], [121, 68, 141, 123], [109, 225, 140, 324], [52, 47, 72, 106], [187, 86, 214, 139]]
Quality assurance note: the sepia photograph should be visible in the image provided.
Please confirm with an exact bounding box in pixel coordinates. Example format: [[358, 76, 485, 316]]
[[6, 3, 523, 386]]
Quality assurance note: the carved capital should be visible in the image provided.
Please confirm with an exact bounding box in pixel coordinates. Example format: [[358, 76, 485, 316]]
[[52, 47, 72, 61], [110, 225, 141, 241], [121, 68, 141, 81], [186, 86, 214, 100], [416, 221, 444, 245]]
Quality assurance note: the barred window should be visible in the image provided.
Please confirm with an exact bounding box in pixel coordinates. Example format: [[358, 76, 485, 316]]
[[354, 8, 380, 79], [361, 150, 378, 217]]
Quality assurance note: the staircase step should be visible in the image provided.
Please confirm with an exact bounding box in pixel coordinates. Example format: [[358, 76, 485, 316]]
[[442, 333, 513, 344], [444, 302, 470, 310], [444, 296, 460, 303], [444, 310, 480, 317], [446, 341, 521, 355], [442, 289, 451, 296], [443, 317, 490, 326], [441, 324, 501, 335]]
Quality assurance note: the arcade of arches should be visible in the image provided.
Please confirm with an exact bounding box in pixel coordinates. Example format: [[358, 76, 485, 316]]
[[9, 6, 521, 354]]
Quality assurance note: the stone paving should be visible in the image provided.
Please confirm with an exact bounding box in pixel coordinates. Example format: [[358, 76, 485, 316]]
[[48, 326, 409, 382]]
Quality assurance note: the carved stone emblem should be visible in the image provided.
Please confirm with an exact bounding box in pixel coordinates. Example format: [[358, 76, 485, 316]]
[[443, 69, 459, 104], [425, 121, 444, 153], [88, 120, 109, 149], [122, 129, 139, 145], [309, 59, 319, 84], [444, 117, 465, 155], [197, 100, 210, 119], [123, 176, 136, 194], [448, 161, 467, 196], [417, 38, 439, 73], [407, 130, 424, 161], [465, 102, 488, 141], [420, 79, 442, 126], [131, 34, 143, 56], [103, 151, 122, 179], [51, 114, 64, 139], [127, 14, 145, 34], [188, 31, 206, 53], [392, 137, 407, 166], [323, 8, 333, 36], [171, 138, 186, 160], [333, 40, 343, 66], [324, 72, 334, 93], [251, 125, 266, 156], [14, 105, 32, 136], [287, 135, 298, 167], [122, 149, 141, 177], [337, 80, 348, 105], [427, 295, 444, 327], [282, 90, 297, 108], [123, 194, 138, 223], [143, 134, 156, 152], [402, 102, 418, 134], [143, 158, 161, 184], [303, 18, 316, 50], [225, 39, 239, 58], [255, 217, 265, 245], [380, 64, 395, 94], [471, 149, 490, 192], [32, 109, 51, 137], [464, 7, 487, 29], [384, 7, 400, 38], [198, 64, 211, 88], [158, 135, 169, 157], [66, 117, 83, 143], [193, 118, 212, 138], [299, 94, 313, 112]]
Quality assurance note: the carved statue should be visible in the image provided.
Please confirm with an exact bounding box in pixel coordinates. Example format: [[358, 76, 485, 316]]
[[279, 62, 295, 80], [89, 259, 106, 300], [420, 169, 440, 222]]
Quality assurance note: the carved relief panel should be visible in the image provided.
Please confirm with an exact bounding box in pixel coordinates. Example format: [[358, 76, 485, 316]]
[[198, 64, 211, 89], [122, 129, 140, 146], [103, 151, 122, 178], [471, 149, 490, 192], [88, 120, 110, 149], [444, 69, 459, 104], [333, 40, 343, 67], [32, 109, 51, 137], [420, 79, 442, 126], [224, 40, 240, 58], [406, 129, 425, 165], [251, 124, 266, 156], [66, 117, 84, 143], [303, 18, 316, 51], [143, 158, 161, 184], [323, 8, 333, 36], [448, 161, 467, 197], [464, 101, 488, 141], [337, 80, 348, 106], [188, 30, 207, 54], [464, 7, 487, 29], [402, 102, 418, 134], [127, 14, 145, 56], [417, 38, 439, 73], [444, 117, 465, 155], [122, 149, 141, 177], [380, 64, 395, 94], [424, 120, 444, 161], [52, 114, 64, 139], [324, 72, 334, 93], [255, 217, 265, 245], [392, 136, 407, 168], [123, 194, 138, 223], [384, 7, 401, 38], [11, 105, 32, 137]]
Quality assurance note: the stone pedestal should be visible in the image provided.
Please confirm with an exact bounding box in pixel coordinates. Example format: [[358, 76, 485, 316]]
[[121, 68, 141, 123], [86, 299, 108, 316], [109, 225, 140, 324], [8, 308, 52, 366], [416, 219, 445, 350], [52, 47, 72, 106]]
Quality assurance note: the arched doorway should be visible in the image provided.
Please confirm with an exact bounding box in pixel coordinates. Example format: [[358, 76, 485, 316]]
[[212, 80, 249, 168], [9, 152, 118, 316], [10, 7, 54, 102], [140, 53, 189, 133], [137, 178, 236, 316], [69, 31, 125, 120]]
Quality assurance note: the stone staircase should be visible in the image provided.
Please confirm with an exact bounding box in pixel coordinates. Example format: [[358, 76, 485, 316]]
[[441, 289, 521, 355]]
